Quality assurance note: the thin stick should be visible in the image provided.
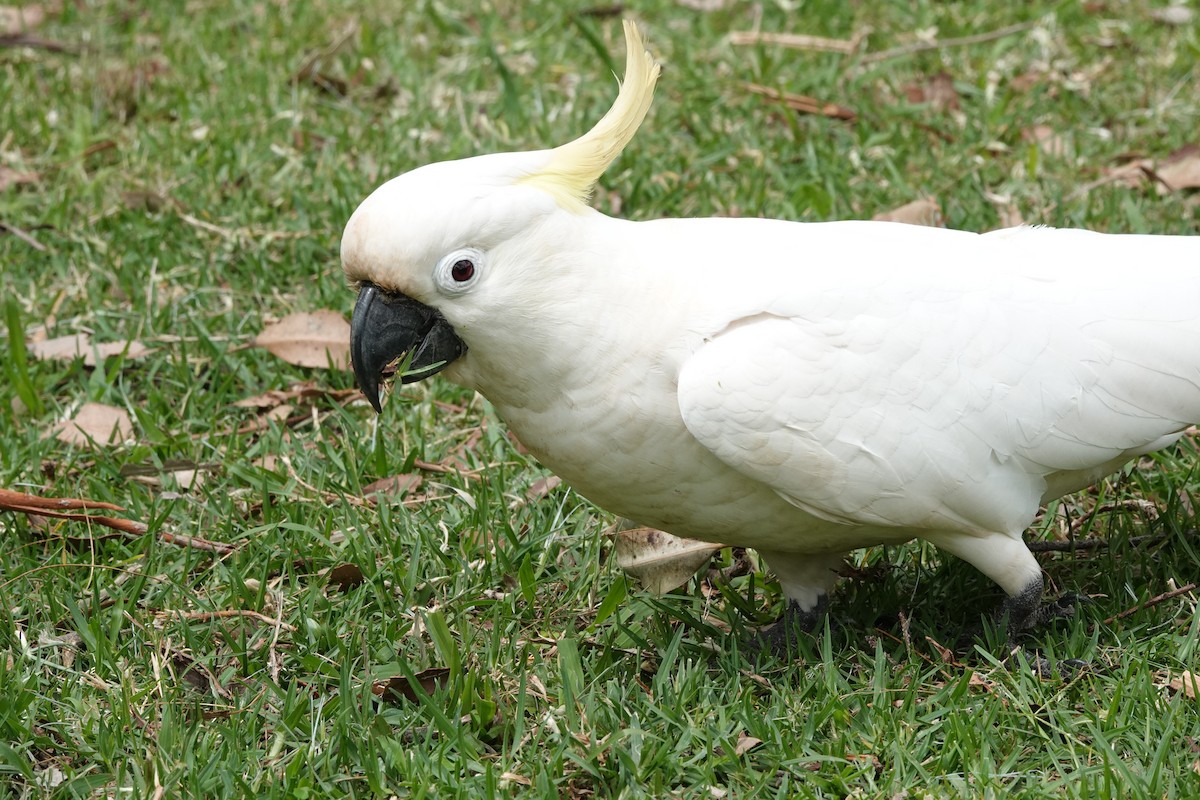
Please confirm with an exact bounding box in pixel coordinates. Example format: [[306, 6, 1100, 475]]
[[730, 30, 860, 54], [743, 83, 857, 121], [157, 609, 297, 632], [0, 488, 125, 512], [861, 21, 1037, 64], [0, 34, 78, 53], [2, 487, 236, 554], [0, 222, 47, 251], [1027, 532, 1171, 553], [1103, 583, 1197, 625]]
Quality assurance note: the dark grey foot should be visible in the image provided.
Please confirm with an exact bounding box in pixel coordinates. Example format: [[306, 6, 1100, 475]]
[[1000, 579, 1090, 634], [750, 596, 828, 660], [1008, 648, 1090, 679], [1000, 577, 1091, 676]]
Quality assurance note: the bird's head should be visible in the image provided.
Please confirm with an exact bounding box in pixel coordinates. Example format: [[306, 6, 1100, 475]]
[[343, 20, 661, 411]]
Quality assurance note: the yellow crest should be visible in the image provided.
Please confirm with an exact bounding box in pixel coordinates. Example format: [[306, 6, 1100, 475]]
[[520, 20, 661, 210]]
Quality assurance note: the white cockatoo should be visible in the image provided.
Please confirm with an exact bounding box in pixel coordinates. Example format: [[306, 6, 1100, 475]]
[[343, 22, 1200, 640]]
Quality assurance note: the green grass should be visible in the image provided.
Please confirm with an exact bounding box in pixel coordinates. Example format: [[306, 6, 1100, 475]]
[[2, 0, 1200, 797]]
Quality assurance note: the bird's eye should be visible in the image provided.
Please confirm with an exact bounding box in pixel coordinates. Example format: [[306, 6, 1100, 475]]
[[434, 248, 485, 294]]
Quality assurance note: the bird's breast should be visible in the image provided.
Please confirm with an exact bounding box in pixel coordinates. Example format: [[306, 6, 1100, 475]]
[[488, 365, 912, 554]]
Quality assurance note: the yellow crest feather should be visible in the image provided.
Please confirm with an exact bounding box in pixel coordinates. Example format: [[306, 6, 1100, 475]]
[[520, 20, 660, 210]]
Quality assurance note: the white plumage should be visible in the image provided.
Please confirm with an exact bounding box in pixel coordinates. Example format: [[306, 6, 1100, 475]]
[[343, 22, 1200, 633]]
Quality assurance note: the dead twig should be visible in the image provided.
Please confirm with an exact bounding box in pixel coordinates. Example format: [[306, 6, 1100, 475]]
[[743, 83, 857, 121], [730, 30, 862, 55], [861, 21, 1037, 64], [0, 34, 78, 53], [1027, 532, 1171, 553], [1103, 583, 1198, 625], [1, 487, 236, 555], [156, 608, 297, 632], [0, 221, 48, 251]]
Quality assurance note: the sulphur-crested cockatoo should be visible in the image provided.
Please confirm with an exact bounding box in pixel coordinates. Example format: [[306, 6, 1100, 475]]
[[343, 22, 1200, 639]]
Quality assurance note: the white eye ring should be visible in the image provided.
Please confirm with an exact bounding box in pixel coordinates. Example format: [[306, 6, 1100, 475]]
[[434, 248, 485, 294]]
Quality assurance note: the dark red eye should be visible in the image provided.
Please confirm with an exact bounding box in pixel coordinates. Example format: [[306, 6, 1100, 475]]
[[451, 259, 475, 282]]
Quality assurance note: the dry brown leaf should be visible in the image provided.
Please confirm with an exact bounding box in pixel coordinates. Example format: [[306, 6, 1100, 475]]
[[0, 166, 39, 191], [372, 667, 453, 703], [363, 473, 423, 499], [28, 333, 150, 366], [255, 310, 350, 370], [903, 72, 960, 112], [121, 189, 171, 213], [169, 468, 205, 491], [326, 562, 366, 591], [676, 0, 727, 10], [1155, 144, 1200, 194], [83, 340, 150, 366], [526, 475, 562, 501], [873, 198, 943, 227], [985, 192, 1025, 228], [28, 333, 90, 362], [233, 382, 347, 409], [1009, 70, 1046, 93], [968, 671, 997, 691], [1168, 670, 1200, 700], [253, 455, 279, 472], [612, 525, 723, 594], [1023, 125, 1070, 159], [735, 734, 763, 756], [1102, 158, 1153, 189], [0, 3, 50, 35], [53, 402, 133, 447], [1150, 5, 1194, 25]]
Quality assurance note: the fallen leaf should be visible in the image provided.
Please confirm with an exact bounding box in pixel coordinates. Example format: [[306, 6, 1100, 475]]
[[612, 524, 724, 594], [1023, 125, 1070, 159], [1102, 158, 1153, 189], [500, 772, 533, 788], [1168, 670, 1200, 700], [121, 190, 171, 213], [526, 475, 562, 500], [28, 333, 90, 362], [735, 734, 763, 756], [903, 72, 960, 112], [253, 454, 279, 472], [968, 671, 997, 691], [28, 333, 150, 367], [372, 667, 453, 703], [0, 166, 39, 191], [293, 18, 358, 88], [83, 340, 150, 367], [1155, 144, 1200, 194], [53, 402, 133, 447], [1150, 5, 1194, 25], [1009, 70, 1046, 93], [234, 382, 354, 409], [873, 197, 943, 227], [254, 310, 350, 370], [326, 562, 365, 591], [676, 0, 727, 10], [985, 192, 1025, 228], [363, 473, 423, 500], [0, 2, 54, 35], [169, 468, 205, 491]]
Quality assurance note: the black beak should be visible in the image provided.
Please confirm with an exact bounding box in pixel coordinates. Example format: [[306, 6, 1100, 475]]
[[350, 282, 467, 413]]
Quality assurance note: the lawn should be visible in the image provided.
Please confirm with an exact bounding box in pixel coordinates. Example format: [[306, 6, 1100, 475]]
[[2, 0, 1199, 797]]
